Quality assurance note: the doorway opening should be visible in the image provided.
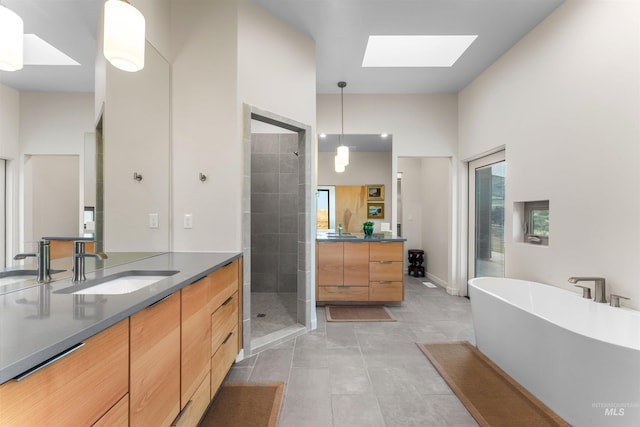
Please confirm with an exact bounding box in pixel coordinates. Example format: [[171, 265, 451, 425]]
[[242, 105, 315, 356], [468, 151, 505, 281]]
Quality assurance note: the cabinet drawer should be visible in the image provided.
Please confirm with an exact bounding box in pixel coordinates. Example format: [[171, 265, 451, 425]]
[[211, 325, 239, 398], [0, 319, 129, 427], [173, 372, 210, 427], [369, 242, 403, 262], [318, 286, 369, 302], [369, 281, 403, 302], [369, 261, 403, 281], [211, 292, 238, 354], [208, 259, 239, 312], [93, 393, 129, 427]]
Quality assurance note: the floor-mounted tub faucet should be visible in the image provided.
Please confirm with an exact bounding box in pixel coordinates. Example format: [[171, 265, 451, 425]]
[[568, 277, 607, 303], [14, 240, 51, 283], [72, 241, 108, 283]]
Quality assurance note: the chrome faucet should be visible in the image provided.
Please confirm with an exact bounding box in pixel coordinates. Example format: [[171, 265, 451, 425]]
[[14, 240, 51, 283], [72, 241, 108, 283], [568, 277, 607, 303]]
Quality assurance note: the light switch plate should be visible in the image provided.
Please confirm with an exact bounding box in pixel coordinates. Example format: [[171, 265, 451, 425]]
[[184, 214, 193, 229], [149, 213, 159, 229]]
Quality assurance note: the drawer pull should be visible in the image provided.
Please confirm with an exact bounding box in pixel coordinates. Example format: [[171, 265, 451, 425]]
[[14, 342, 85, 381], [222, 296, 233, 306], [148, 293, 172, 308], [379, 281, 392, 284], [222, 331, 233, 345], [338, 285, 351, 289], [171, 400, 192, 426], [378, 260, 392, 264], [223, 261, 233, 268]]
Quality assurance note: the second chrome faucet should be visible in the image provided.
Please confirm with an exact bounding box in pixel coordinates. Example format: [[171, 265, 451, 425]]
[[568, 277, 607, 303], [72, 241, 108, 282]]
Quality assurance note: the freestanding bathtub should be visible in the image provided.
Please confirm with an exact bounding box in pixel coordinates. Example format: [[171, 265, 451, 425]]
[[469, 277, 640, 427]]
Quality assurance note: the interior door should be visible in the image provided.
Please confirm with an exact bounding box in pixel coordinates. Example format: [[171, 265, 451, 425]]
[[468, 151, 505, 281], [0, 159, 5, 268]]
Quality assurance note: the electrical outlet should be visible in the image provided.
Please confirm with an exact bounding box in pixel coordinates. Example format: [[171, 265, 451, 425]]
[[184, 214, 193, 229], [149, 213, 159, 229]]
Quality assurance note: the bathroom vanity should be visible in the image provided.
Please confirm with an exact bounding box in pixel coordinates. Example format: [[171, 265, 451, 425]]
[[0, 252, 242, 427], [316, 234, 406, 303]]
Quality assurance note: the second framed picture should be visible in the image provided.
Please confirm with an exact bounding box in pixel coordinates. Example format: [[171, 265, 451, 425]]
[[367, 185, 384, 201], [367, 202, 385, 219]]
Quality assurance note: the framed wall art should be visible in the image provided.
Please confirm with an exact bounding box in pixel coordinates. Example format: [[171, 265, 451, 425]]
[[367, 185, 384, 201]]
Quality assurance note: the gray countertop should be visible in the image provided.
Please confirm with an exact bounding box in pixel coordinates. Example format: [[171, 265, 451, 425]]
[[0, 252, 241, 384]]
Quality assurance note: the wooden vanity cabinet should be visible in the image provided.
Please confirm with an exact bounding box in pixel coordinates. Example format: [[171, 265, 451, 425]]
[[317, 241, 404, 303], [0, 319, 129, 426], [130, 292, 181, 427], [317, 242, 369, 301]]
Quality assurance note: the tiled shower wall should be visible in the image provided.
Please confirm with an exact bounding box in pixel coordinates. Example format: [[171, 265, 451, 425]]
[[251, 133, 299, 293]]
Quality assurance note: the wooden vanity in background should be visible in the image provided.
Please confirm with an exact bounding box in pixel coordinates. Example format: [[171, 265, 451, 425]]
[[316, 239, 405, 303]]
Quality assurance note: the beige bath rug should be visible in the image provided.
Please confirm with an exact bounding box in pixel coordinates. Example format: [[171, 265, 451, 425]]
[[325, 305, 396, 322], [417, 341, 569, 427]]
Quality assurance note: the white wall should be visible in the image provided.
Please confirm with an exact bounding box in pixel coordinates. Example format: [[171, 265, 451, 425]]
[[104, 43, 171, 252], [317, 94, 458, 228], [420, 157, 450, 287], [171, 0, 239, 252], [170, 0, 316, 252], [397, 157, 451, 288], [19, 92, 94, 248], [459, 0, 640, 308], [0, 84, 19, 261]]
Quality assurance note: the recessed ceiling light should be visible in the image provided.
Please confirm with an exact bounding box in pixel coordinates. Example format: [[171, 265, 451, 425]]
[[23, 34, 80, 66], [319, 133, 327, 138], [362, 35, 478, 67], [381, 133, 388, 138]]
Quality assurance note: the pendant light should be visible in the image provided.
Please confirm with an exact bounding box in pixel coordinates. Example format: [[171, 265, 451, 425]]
[[103, 0, 145, 72], [336, 81, 349, 167], [0, 4, 24, 72]]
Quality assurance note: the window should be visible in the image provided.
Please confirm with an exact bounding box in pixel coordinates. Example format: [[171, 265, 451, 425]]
[[524, 200, 549, 245]]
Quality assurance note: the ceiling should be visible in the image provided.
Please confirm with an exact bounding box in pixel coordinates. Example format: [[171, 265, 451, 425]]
[[0, 0, 564, 94]]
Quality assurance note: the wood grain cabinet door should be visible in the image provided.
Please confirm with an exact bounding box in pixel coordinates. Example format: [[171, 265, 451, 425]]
[[317, 242, 344, 286], [0, 319, 129, 426], [343, 242, 369, 286], [181, 278, 212, 406], [130, 292, 181, 427]]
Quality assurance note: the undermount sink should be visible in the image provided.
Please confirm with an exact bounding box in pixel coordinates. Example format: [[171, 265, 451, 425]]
[[54, 270, 179, 295]]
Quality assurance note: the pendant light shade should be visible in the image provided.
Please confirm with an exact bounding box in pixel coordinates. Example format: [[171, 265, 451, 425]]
[[104, 0, 145, 72], [337, 144, 349, 166], [335, 155, 346, 173], [0, 5, 24, 72], [336, 81, 349, 166]]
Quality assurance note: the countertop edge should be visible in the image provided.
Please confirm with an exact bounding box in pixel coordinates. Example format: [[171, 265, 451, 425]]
[[0, 252, 241, 384]]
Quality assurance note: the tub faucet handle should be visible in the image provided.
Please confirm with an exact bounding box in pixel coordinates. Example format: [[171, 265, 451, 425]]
[[609, 294, 629, 308], [574, 284, 591, 299]]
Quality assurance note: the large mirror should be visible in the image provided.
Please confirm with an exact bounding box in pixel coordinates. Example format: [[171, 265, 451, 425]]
[[317, 134, 393, 234], [0, 0, 170, 275]]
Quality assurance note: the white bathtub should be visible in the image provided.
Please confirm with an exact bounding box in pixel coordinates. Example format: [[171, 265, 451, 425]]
[[469, 277, 640, 427]]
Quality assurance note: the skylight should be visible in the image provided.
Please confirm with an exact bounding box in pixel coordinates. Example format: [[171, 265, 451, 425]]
[[23, 34, 80, 66], [362, 35, 478, 67]]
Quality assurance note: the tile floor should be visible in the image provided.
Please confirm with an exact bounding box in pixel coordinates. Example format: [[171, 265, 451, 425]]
[[251, 292, 298, 338], [227, 276, 479, 426]]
